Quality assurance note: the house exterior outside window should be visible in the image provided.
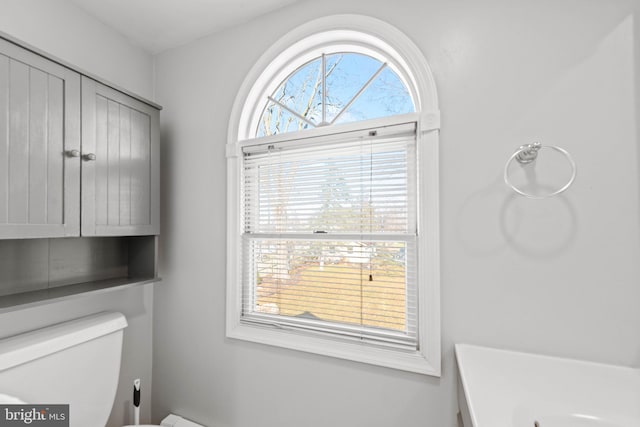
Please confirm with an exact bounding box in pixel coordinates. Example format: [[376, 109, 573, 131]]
[[226, 15, 441, 375]]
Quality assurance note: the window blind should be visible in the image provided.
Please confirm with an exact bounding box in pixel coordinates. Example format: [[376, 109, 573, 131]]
[[241, 123, 418, 350]]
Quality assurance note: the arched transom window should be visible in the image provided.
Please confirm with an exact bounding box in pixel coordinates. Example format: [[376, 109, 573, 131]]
[[257, 52, 415, 136], [227, 16, 440, 376]]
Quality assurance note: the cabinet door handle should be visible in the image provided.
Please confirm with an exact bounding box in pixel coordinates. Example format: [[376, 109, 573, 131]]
[[82, 153, 97, 161], [65, 149, 80, 158]]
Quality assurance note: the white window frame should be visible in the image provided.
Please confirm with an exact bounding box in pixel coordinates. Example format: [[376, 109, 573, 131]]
[[226, 15, 441, 376]]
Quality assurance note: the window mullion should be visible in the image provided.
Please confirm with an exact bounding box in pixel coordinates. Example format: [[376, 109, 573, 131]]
[[267, 95, 317, 128], [321, 53, 326, 126]]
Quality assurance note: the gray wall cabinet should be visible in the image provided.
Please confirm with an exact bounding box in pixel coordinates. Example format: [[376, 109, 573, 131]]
[[0, 38, 81, 239], [81, 78, 160, 237], [0, 39, 160, 239], [0, 36, 161, 310]]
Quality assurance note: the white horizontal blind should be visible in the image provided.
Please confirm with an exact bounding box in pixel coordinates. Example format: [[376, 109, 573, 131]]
[[241, 123, 418, 349]]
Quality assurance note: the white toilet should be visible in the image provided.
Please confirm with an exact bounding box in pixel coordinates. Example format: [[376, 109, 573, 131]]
[[0, 311, 199, 427]]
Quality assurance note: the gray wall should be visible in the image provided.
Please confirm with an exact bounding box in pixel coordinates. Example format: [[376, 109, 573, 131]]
[[0, 1, 156, 425], [153, 0, 640, 426], [0, 0, 154, 100]]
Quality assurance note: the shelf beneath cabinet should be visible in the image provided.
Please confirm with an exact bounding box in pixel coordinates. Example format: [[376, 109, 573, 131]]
[[0, 235, 159, 312], [0, 276, 161, 314]]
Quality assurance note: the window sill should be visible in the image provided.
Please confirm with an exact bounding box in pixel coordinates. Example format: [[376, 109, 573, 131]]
[[227, 321, 440, 376]]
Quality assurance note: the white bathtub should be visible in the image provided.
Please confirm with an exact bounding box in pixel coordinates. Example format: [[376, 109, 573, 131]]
[[455, 344, 640, 427]]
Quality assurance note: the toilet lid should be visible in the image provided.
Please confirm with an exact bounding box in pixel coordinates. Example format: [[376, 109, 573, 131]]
[[0, 394, 25, 404]]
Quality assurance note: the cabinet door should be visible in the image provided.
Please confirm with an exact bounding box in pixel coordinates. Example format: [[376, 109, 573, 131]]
[[81, 77, 160, 236], [0, 39, 81, 239]]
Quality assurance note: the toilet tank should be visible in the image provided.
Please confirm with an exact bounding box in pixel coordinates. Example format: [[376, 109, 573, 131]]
[[0, 312, 128, 427]]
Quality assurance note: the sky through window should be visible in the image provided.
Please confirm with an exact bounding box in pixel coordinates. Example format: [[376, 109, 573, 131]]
[[257, 53, 414, 137]]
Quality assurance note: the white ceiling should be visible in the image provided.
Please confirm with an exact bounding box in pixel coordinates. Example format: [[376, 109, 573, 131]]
[[68, 0, 300, 54]]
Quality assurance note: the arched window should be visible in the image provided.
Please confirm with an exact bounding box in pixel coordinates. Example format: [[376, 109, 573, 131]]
[[256, 52, 414, 136], [226, 15, 441, 376]]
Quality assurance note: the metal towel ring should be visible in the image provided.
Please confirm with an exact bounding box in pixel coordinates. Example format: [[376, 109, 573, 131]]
[[504, 142, 576, 199]]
